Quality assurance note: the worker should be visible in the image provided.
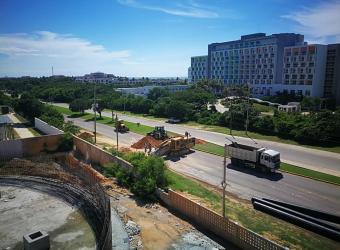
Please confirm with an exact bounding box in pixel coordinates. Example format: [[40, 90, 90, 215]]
[[185, 131, 189, 138]]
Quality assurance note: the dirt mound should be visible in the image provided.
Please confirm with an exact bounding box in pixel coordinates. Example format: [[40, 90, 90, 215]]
[[131, 136, 163, 149], [195, 138, 206, 144], [78, 131, 94, 139]]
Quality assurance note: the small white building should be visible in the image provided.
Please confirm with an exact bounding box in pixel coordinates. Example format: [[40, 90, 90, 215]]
[[278, 102, 301, 113]]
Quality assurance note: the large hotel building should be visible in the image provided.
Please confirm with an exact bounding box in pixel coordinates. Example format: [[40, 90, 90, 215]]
[[188, 33, 340, 104]]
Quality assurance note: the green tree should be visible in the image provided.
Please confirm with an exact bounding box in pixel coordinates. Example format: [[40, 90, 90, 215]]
[[15, 93, 44, 121], [94, 99, 105, 118], [69, 99, 91, 114], [63, 121, 80, 134], [147, 87, 170, 101], [105, 152, 168, 198]]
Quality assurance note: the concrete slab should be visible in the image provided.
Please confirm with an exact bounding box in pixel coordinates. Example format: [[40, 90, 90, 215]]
[[0, 186, 96, 250]]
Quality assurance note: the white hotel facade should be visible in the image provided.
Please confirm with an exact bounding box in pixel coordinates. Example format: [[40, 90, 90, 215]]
[[188, 33, 338, 100]]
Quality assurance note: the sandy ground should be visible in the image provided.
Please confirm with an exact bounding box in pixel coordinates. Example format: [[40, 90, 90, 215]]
[[106, 180, 226, 250]]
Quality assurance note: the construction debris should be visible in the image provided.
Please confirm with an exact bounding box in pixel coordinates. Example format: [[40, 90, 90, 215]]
[[131, 136, 162, 149]]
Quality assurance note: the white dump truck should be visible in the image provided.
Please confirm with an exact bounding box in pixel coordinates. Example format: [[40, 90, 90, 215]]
[[225, 142, 280, 172]]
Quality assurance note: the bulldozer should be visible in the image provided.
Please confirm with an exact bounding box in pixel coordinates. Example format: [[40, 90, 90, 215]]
[[153, 136, 195, 157], [147, 126, 168, 140], [114, 119, 129, 133]]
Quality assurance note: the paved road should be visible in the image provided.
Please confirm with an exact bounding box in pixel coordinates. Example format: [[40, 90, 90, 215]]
[[64, 116, 143, 146], [55, 103, 340, 176], [64, 114, 340, 215], [168, 151, 340, 215]]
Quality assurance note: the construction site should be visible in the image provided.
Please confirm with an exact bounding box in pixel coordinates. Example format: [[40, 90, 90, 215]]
[[0, 153, 112, 250], [0, 124, 229, 250]]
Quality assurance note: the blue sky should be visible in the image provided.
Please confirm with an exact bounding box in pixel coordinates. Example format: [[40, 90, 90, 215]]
[[1, 0, 340, 77]]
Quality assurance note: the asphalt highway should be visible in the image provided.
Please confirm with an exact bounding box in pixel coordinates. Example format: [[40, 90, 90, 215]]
[[52, 102, 340, 177], [64, 113, 340, 215]]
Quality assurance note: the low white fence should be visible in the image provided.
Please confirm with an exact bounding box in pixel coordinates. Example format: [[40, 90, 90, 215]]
[[34, 118, 64, 135]]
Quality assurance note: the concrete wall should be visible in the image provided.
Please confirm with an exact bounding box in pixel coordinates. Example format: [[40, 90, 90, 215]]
[[0, 139, 23, 159], [0, 134, 63, 160], [73, 136, 133, 170], [157, 189, 284, 250], [34, 118, 64, 135]]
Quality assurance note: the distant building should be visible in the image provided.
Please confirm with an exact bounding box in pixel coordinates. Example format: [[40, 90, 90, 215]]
[[75, 72, 186, 85], [278, 102, 301, 113], [281, 44, 327, 97], [75, 72, 119, 84], [324, 44, 340, 105], [188, 56, 208, 83], [188, 33, 340, 104], [116, 85, 189, 96], [207, 33, 304, 86]]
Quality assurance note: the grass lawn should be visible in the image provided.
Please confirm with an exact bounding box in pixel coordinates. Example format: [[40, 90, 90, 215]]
[[166, 170, 338, 250], [103, 108, 167, 122], [182, 121, 340, 154], [193, 142, 225, 156], [280, 163, 340, 185], [253, 103, 275, 113], [50, 105, 74, 115]]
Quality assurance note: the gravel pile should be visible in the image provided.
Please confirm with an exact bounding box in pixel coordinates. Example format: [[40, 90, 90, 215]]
[[125, 220, 141, 237]]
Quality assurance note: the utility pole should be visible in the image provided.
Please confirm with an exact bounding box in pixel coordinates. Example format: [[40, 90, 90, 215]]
[[115, 114, 119, 151], [123, 94, 126, 113], [94, 82, 97, 144], [51, 66, 54, 76], [245, 84, 250, 136], [222, 144, 227, 218], [229, 96, 233, 136]]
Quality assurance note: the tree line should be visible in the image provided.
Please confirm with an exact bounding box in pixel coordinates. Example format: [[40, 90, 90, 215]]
[[1, 77, 339, 146]]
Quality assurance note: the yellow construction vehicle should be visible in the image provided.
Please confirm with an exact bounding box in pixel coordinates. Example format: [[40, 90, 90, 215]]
[[114, 119, 129, 133], [153, 136, 195, 157]]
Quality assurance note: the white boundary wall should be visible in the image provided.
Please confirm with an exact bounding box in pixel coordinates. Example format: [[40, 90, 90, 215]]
[[35, 118, 64, 135]]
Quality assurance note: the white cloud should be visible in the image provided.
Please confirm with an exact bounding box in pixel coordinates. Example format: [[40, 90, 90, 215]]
[[0, 31, 189, 77], [0, 31, 132, 76], [282, 1, 340, 43], [117, 0, 221, 18]]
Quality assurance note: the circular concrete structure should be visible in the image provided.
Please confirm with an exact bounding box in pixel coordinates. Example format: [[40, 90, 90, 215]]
[[0, 186, 96, 249]]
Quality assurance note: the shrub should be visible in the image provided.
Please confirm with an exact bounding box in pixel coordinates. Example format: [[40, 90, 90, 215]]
[[104, 152, 168, 198], [57, 133, 74, 152]]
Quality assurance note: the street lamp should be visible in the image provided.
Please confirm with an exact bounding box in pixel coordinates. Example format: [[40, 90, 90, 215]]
[[93, 82, 97, 144]]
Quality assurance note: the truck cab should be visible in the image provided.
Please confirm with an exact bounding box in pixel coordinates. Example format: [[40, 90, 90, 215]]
[[259, 150, 280, 171]]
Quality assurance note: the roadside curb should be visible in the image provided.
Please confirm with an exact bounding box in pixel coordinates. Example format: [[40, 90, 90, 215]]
[[194, 146, 340, 187], [278, 169, 340, 187]]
